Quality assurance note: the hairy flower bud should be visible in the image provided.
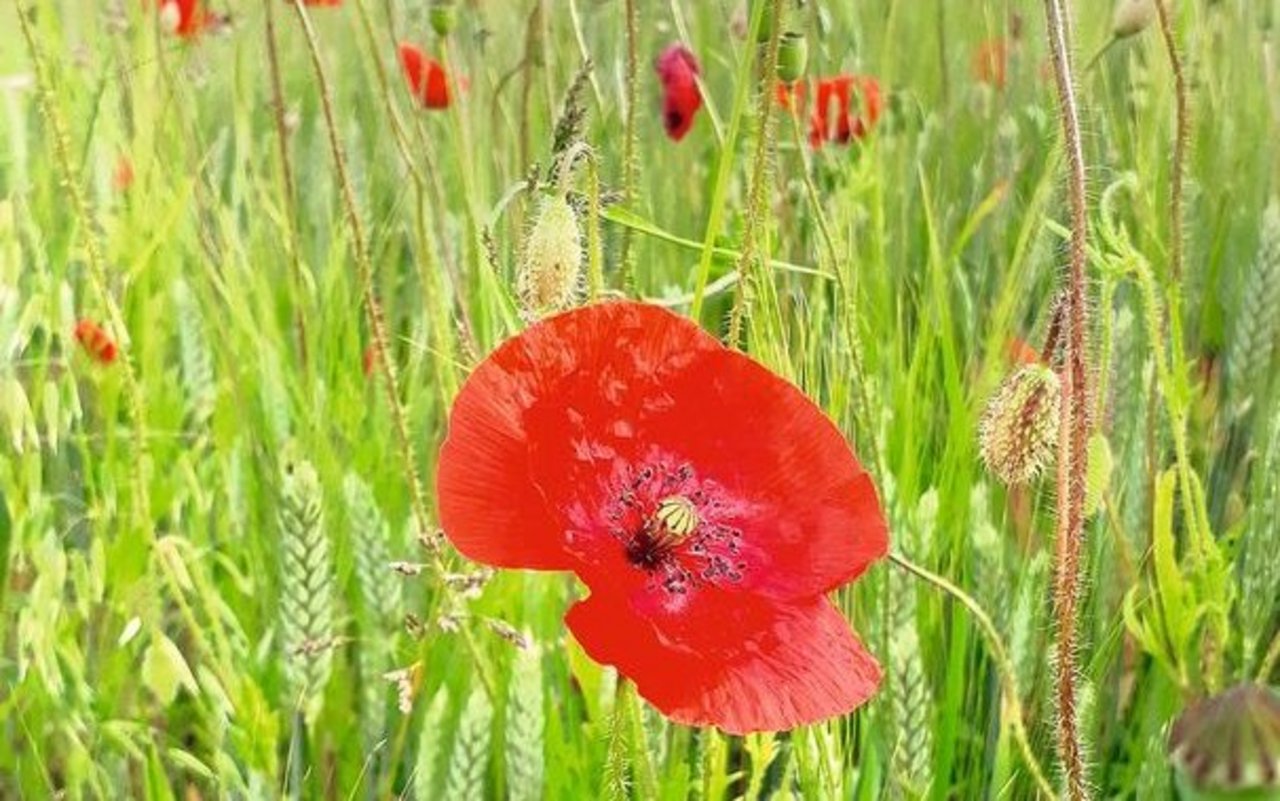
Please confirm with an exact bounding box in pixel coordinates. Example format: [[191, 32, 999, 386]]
[[518, 194, 582, 317], [979, 365, 1061, 485]]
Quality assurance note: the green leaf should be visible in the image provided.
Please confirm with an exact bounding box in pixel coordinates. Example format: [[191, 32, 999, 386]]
[[142, 631, 199, 706]]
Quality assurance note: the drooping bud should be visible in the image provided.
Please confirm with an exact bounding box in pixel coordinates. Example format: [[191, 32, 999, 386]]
[[429, 1, 457, 37], [978, 365, 1061, 485], [518, 194, 582, 317], [776, 32, 808, 83], [1112, 0, 1157, 39], [1169, 684, 1280, 799]]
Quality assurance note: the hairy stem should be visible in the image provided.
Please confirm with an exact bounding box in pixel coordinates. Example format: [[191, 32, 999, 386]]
[[1041, 0, 1092, 796], [263, 0, 310, 372], [619, 0, 640, 292], [727, 0, 784, 349], [889, 554, 1057, 800], [1153, 0, 1189, 286]]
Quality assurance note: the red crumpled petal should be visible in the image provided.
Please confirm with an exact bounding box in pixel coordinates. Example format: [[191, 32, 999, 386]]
[[661, 76, 702, 141], [437, 302, 887, 601], [399, 44, 454, 109], [566, 590, 882, 734]]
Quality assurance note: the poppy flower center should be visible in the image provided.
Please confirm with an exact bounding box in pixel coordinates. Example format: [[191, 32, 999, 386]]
[[602, 458, 747, 598]]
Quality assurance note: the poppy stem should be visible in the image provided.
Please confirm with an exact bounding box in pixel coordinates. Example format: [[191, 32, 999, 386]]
[[263, 0, 311, 375], [1040, 0, 1093, 794], [1152, 0, 1189, 287], [619, 0, 640, 294], [727, 0, 785, 350], [887, 553, 1056, 800]]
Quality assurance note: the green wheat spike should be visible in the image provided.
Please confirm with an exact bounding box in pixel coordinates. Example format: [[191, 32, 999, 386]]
[[889, 566, 933, 796], [342, 473, 401, 624], [413, 688, 452, 801], [343, 472, 399, 751], [278, 450, 335, 721], [1228, 202, 1280, 410], [172, 279, 215, 434], [506, 645, 545, 801], [1009, 552, 1049, 698], [1242, 409, 1280, 666], [602, 698, 632, 801], [445, 683, 493, 801]]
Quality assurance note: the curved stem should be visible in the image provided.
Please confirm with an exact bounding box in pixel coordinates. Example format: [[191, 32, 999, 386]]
[[1040, 0, 1093, 795], [1153, 0, 1189, 286], [889, 554, 1057, 800]]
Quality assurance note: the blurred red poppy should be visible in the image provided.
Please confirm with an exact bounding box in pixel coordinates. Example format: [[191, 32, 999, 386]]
[[158, 0, 208, 38], [973, 39, 1009, 89], [655, 43, 702, 141], [436, 302, 888, 733], [362, 343, 378, 378], [777, 75, 882, 147], [113, 156, 135, 193], [74, 319, 118, 364], [399, 44, 459, 109], [1009, 337, 1041, 366]]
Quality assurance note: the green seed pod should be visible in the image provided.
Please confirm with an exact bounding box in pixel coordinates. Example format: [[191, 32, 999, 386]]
[[518, 194, 583, 317], [430, 2, 458, 37], [776, 32, 808, 83], [978, 365, 1061, 485], [1169, 684, 1280, 801]]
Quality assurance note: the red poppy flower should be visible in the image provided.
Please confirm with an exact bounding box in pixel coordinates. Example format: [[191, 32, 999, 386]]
[[113, 156, 135, 193], [436, 302, 888, 733], [158, 0, 208, 38], [399, 43, 460, 109], [74, 319, 118, 364], [972, 39, 1009, 89], [655, 43, 702, 142], [777, 75, 882, 147], [1009, 337, 1041, 366]]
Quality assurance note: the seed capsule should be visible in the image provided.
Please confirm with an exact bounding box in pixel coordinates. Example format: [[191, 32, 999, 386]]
[[978, 365, 1060, 485], [776, 32, 808, 83]]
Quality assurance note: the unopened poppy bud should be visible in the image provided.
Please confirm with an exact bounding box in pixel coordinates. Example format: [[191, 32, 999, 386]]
[[978, 365, 1060, 485], [1112, 0, 1156, 39], [776, 32, 808, 83], [518, 194, 582, 317], [1169, 684, 1280, 800], [429, 1, 457, 37]]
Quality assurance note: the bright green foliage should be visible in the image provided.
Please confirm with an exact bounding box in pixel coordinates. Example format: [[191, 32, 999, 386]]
[[1, 0, 1279, 797]]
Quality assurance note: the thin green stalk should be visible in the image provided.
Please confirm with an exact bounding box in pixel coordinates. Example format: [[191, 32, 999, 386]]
[[619, 0, 640, 292], [689, 0, 771, 322]]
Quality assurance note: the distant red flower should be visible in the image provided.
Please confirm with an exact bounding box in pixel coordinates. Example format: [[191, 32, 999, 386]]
[[74, 319, 118, 364], [399, 44, 460, 109], [436, 302, 888, 733], [113, 156, 135, 193], [777, 75, 882, 147], [655, 43, 702, 142], [297, 0, 342, 5], [362, 343, 378, 377], [1009, 337, 1041, 366], [973, 39, 1009, 89], [158, 0, 209, 38]]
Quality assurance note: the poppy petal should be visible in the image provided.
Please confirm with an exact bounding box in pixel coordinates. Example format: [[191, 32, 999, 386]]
[[437, 303, 719, 570], [566, 590, 882, 734], [439, 302, 886, 600]]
